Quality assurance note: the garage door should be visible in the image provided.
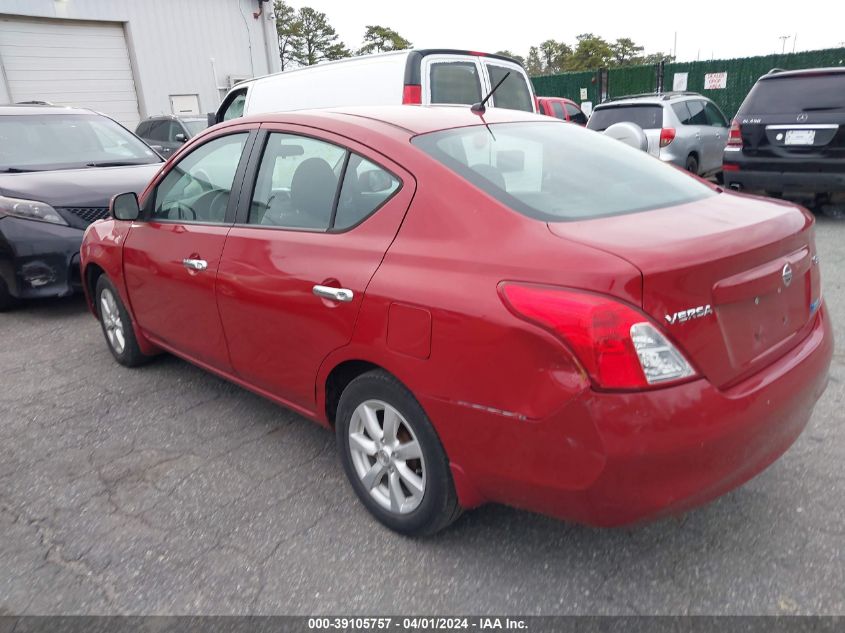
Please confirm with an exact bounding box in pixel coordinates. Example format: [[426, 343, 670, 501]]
[[0, 16, 141, 127]]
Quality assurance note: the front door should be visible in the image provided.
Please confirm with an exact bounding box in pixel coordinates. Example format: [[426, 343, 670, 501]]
[[216, 127, 415, 412], [123, 130, 253, 370]]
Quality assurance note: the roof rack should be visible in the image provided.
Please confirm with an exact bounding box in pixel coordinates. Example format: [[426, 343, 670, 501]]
[[602, 91, 700, 103], [767, 68, 786, 75]]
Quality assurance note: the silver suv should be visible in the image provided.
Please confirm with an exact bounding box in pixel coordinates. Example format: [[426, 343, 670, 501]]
[[587, 92, 730, 177]]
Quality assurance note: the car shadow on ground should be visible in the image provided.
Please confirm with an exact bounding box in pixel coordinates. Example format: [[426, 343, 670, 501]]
[[7, 293, 89, 319]]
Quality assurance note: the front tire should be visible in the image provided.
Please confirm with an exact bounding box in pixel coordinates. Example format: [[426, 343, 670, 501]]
[[336, 370, 461, 536], [95, 275, 149, 367]]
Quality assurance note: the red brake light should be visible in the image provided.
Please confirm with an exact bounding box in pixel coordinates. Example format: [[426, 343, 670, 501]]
[[727, 119, 743, 147], [402, 84, 422, 105], [499, 284, 695, 390], [659, 127, 676, 148]]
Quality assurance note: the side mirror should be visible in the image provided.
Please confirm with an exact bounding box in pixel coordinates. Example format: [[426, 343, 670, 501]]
[[175, 133, 187, 143], [110, 192, 140, 221]]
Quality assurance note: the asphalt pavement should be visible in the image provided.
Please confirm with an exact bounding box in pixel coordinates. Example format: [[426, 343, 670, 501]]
[[0, 217, 843, 616]]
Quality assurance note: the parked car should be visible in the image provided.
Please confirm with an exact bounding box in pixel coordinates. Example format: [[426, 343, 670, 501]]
[[722, 67, 845, 210], [588, 92, 730, 177], [81, 106, 831, 536], [0, 105, 163, 310], [537, 96, 588, 125], [213, 49, 536, 124], [135, 115, 208, 158]]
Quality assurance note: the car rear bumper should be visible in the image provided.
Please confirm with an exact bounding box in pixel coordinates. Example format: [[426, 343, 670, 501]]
[[428, 305, 832, 526], [722, 166, 845, 194], [0, 216, 84, 299]]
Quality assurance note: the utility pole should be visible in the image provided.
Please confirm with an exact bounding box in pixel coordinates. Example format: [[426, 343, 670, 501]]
[[778, 35, 791, 54], [792, 33, 797, 53]]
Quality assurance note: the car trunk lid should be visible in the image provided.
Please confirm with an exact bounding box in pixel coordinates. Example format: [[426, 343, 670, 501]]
[[548, 192, 820, 388]]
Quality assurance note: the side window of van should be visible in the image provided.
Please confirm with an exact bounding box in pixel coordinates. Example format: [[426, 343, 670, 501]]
[[221, 89, 247, 122], [429, 62, 482, 105], [486, 64, 533, 112]]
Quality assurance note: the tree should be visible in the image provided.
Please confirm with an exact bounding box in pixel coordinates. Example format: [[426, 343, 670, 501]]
[[294, 6, 351, 66], [273, 1, 302, 71], [564, 33, 614, 71], [641, 51, 675, 65], [358, 25, 412, 55], [609, 37, 644, 66], [538, 39, 572, 74], [525, 46, 543, 76], [495, 50, 525, 66]]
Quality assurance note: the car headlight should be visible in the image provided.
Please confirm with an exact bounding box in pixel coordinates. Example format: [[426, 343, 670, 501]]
[[0, 195, 68, 226]]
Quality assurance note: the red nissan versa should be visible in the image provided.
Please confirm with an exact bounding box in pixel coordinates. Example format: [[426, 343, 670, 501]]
[[80, 106, 832, 536]]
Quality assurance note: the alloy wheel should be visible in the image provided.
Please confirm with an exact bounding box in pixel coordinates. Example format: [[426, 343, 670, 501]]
[[99, 288, 126, 355], [348, 399, 426, 514]]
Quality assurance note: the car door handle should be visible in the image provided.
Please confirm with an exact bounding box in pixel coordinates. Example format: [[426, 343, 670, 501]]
[[182, 258, 208, 271], [313, 285, 354, 302]]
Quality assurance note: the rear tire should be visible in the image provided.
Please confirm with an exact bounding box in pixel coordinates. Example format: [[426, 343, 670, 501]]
[[95, 276, 149, 367], [685, 154, 699, 175], [336, 370, 461, 536]]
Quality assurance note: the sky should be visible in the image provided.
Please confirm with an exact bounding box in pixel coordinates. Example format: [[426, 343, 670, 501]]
[[289, 0, 845, 62]]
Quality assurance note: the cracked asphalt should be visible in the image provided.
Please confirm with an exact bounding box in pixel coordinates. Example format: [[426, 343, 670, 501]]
[[0, 217, 843, 616]]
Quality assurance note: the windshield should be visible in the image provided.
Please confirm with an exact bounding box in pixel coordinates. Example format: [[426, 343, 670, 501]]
[[183, 119, 208, 136], [740, 73, 845, 114], [587, 104, 664, 131], [0, 113, 161, 171], [411, 121, 715, 221]]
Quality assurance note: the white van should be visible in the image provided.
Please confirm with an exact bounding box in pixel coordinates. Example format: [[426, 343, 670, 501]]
[[213, 49, 537, 123]]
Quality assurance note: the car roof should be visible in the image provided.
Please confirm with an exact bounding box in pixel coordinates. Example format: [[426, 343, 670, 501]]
[[594, 92, 705, 108], [0, 104, 95, 116], [143, 114, 205, 121], [237, 105, 548, 135], [760, 66, 845, 80]]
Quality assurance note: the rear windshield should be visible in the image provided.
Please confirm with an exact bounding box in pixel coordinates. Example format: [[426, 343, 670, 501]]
[[487, 64, 534, 112], [587, 104, 663, 131], [0, 113, 161, 171], [412, 121, 714, 222], [429, 62, 482, 105], [740, 73, 845, 115]]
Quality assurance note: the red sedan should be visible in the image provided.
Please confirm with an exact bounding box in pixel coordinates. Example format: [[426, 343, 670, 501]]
[[80, 106, 832, 536]]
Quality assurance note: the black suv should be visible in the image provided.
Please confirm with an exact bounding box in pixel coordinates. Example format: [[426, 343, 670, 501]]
[[723, 67, 845, 209], [135, 115, 207, 158]]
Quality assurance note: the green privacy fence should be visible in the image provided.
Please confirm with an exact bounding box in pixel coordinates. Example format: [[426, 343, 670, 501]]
[[531, 47, 845, 118]]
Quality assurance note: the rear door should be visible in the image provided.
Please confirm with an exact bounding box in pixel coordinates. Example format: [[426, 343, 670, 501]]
[[216, 125, 416, 412], [735, 72, 845, 171]]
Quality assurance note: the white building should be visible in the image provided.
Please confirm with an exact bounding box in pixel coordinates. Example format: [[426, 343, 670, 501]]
[[0, 0, 281, 127]]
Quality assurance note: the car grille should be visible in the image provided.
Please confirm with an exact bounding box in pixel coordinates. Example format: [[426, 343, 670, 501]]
[[57, 207, 110, 224]]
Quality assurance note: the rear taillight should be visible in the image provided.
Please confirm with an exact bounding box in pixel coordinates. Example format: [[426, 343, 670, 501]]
[[402, 84, 422, 105], [499, 283, 696, 390], [727, 119, 743, 147], [659, 127, 676, 148]]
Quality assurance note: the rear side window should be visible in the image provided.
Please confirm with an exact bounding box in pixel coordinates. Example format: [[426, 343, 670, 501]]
[[740, 74, 845, 115], [247, 132, 401, 231], [565, 103, 587, 125], [587, 105, 663, 131], [704, 102, 728, 127], [486, 63, 533, 112], [412, 121, 714, 222], [672, 102, 692, 124], [429, 61, 482, 105]]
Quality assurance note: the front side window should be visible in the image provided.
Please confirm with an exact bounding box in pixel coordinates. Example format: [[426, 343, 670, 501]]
[[429, 61, 482, 105], [221, 89, 247, 121], [550, 102, 566, 120], [685, 100, 708, 125], [152, 133, 247, 223], [704, 102, 728, 127], [412, 121, 715, 221], [248, 132, 401, 231], [0, 113, 160, 171], [486, 63, 533, 112], [565, 104, 588, 125]]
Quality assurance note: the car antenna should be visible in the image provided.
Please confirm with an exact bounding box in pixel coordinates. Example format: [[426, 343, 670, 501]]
[[471, 71, 510, 114]]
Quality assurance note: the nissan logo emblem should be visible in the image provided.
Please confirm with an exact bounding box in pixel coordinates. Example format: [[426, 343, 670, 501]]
[[782, 263, 793, 287], [796, 113, 809, 122]]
